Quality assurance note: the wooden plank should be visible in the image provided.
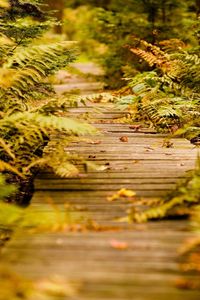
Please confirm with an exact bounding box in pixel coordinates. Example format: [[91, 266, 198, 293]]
[[2, 95, 199, 300], [35, 178, 184, 184], [38, 172, 187, 179], [34, 182, 176, 191]]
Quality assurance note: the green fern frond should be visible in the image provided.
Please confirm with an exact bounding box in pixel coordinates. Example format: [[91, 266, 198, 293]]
[[0, 19, 50, 44], [5, 41, 76, 70], [0, 112, 97, 135], [0, 42, 77, 108], [0, 112, 97, 175], [23, 153, 80, 178], [34, 94, 81, 115]]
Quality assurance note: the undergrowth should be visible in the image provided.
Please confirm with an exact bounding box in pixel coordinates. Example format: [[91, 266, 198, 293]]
[[0, 0, 97, 206], [116, 34, 200, 140]]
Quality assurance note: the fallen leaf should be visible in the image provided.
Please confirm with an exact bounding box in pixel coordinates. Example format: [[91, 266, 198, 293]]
[[118, 188, 136, 197], [120, 136, 129, 142], [110, 239, 129, 250], [88, 155, 96, 158], [162, 139, 174, 148], [107, 194, 120, 202], [107, 188, 136, 201], [129, 125, 142, 131], [87, 140, 102, 145], [174, 278, 200, 290], [132, 160, 140, 164]]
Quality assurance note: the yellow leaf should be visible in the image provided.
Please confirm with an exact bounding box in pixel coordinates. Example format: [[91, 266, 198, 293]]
[[107, 188, 136, 202], [118, 188, 136, 197], [107, 194, 120, 202]]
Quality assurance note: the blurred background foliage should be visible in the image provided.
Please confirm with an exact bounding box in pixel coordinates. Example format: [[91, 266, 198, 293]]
[[45, 0, 200, 88]]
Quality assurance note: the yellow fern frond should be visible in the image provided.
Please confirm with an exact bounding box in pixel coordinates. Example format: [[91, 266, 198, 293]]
[[52, 162, 79, 178], [0, 160, 24, 178], [0, 138, 15, 160]]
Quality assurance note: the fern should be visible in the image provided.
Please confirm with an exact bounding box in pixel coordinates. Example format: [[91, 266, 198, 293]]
[[113, 30, 200, 223], [0, 112, 97, 176], [126, 158, 200, 223], [0, 42, 77, 111], [119, 36, 200, 137], [0, 1, 97, 205]]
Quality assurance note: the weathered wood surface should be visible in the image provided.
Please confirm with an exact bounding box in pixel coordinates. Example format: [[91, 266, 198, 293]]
[[54, 63, 104, 94], [2, 69, 200, 299]]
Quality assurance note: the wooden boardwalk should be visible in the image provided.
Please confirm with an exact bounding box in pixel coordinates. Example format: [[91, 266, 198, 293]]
[[2, 102, 200, 299], [1, 62, 200, 299]]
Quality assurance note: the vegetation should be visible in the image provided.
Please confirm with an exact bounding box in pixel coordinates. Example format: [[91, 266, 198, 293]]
[[64, 0, 200, 88], [118, 35, 200, 138], [0, 0, 96, 206], [109, 18, 200, 222], [0, 0, 200, 296]]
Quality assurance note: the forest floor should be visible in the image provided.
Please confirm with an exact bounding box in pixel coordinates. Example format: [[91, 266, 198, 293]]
[[1, 63, 200, 300]]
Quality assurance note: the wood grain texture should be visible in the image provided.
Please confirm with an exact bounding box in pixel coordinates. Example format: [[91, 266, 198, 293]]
[[2, 100, 200, 299]]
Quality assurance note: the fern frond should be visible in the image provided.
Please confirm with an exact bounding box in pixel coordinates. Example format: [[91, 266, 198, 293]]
[[132, 195, 191, 222], [5, 41, 76, 69], [51, 162, 79, 178], [0, 42, 77, 105], [23, 155, 80, 178], [130, 40, 169, 69], [130, 48, 158, 67], [0, 137, 15, 160], [0, 18, 50, 44], [0, 112, 97, 172], [0, 160, 24, 178], [159, 39, 186, 53], [0, 112, 97, 135], [129, 158, 200, 222]]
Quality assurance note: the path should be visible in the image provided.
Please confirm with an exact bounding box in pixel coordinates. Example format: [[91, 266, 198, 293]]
[[1, 64, 200, 299]]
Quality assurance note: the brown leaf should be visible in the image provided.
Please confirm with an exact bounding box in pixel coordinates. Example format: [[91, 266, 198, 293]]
[[175, 278, 200, 290], [129, 125, 142, 131], [120, 136, 129, 142], [88, 155, 96, 158], [132, 160, 140, 164]]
